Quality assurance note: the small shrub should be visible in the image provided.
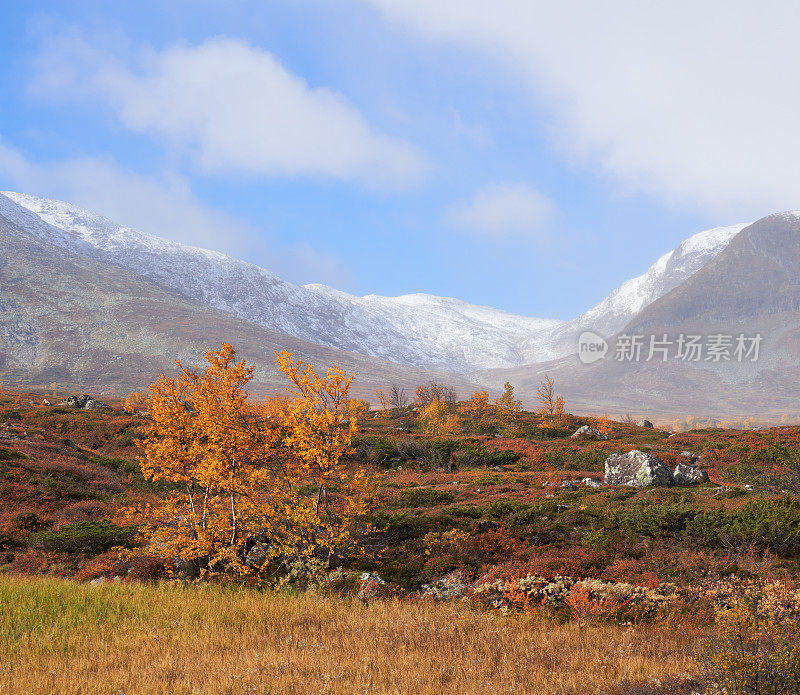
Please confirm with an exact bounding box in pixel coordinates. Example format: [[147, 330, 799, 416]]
[[31, 520, 137, 554], [442, 504, 482, 518], [0, 447, 28, 461], [543, 447, 609, 471], [702, 580, 800, 694], [395, 488, 455, 508], [486, 500, 531, 518]]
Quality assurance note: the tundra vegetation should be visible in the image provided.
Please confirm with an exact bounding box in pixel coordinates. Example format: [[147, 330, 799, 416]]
[[2, 346, 800, 693]]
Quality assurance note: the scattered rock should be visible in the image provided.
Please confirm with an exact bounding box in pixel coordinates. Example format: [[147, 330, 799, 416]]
[[743, 484, 754, 492], [560, 481, 578, 491], [582, 477, 603, 488], [62, 394, 107, 410], [672, 462, 709, 486], [42, 399, 50, 406], [244, 541, 271, 568], [604, 450, 673, 487], [637, 419, 655, 429], [357, 572, 388, 602], [475, 519, 498, 533], [571, 425, 608, 441], [680, 451, 700, 461], [421, 569, 469, 600], [712, 486, 734, 497]]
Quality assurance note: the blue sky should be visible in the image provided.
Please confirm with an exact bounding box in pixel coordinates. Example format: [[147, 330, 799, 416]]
[[1, 1, 798, 319]]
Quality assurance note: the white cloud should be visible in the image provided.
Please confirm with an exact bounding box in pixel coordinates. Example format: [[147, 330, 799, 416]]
[[365, 1, 800, 218], [31, 36, 428, 189], [445, 182, 553, 238], [0, 139, 351, 287]]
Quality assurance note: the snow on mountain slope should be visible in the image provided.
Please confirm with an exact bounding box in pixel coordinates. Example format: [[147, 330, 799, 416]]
[[0, 190, 749, 372], [521, 222, 748, 360], [0, 191, 561, 372]]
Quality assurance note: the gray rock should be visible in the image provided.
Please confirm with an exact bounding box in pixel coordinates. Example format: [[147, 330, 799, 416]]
[[571, 425, 608, 441], [421, 569, 469, 600], [244, 541, 271, 568], [604, 450, 673, 487], [673, 462, 709, 485], [560, 481, 578, 490], [357, 572, 387, 602], [62, 394, 106, 410], [582, 477, 603, 488], [637, 419, 655, 429], [680, 451, 700, 461]]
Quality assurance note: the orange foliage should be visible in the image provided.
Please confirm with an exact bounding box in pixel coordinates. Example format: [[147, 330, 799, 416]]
[[564, 584, 623, 625], [419, 400, 461, 436], [589, 414, 613, 438], [462, 390, 491, 419], [536, 376, 564, 426], [124, 343, 373, 578]]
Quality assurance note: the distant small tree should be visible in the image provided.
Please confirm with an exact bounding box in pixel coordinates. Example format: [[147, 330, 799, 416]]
[[419, 400, 461, 436], [374, 389, 390, 417], [494, 383, 522, 422], [389, 383, 408, 409], [536, 376, 564, 426], [590, 414, 613, 438], [344, 399, 370, 420], [464, 390, 491, 419], [415, 382, 456, 407]]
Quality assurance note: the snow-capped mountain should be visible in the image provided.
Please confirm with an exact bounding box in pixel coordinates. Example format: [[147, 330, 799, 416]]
[[0, 191, 561, 372], [522, 222, 748, 360], [0, 190, 749, 374]]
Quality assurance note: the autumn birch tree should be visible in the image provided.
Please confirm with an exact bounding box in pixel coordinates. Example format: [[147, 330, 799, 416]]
[[127, 343, 372, 578]]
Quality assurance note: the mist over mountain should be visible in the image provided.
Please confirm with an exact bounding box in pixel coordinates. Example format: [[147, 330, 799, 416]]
[[2, 189, 796, 417], [480, 212, 800, 418]]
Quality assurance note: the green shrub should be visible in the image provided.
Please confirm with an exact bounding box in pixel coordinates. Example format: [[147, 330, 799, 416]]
[[395, 488, 455, 507], [0, 448, 28, 461], [31, 520, 137, 554], [612, 502, 698, 539], [471, 473, 505, 487], [442, 504, 482, 518], [748, 443, 799, 466], [90, 455, 171, 492], [486, 500, 531, 518], [351, 436, 398, 468], [543, 448, 609, 471], [686, 497, 800, 555]]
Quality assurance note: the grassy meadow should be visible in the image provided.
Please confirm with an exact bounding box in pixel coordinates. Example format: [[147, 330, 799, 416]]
[[0, 576, 701, 695]]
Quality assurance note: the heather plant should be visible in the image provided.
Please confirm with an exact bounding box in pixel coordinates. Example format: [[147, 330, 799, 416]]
[[702, 579, 800, 694]]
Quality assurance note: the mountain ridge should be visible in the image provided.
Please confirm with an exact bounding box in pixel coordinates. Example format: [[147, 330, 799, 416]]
[[1, 190, 746, 373]]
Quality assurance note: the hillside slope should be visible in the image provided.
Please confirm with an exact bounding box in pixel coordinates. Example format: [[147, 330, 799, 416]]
[[1, 192, 560, 372], [0, 205, 478, 397], [480, 212, 800, 418]]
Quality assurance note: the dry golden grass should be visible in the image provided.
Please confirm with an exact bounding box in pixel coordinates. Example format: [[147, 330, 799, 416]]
[[0, 576, 700, 694]]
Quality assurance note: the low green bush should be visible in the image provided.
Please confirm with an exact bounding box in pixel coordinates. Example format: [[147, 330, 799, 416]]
[[686, 497, 800, 555], [395, 488, 456, 508], [543, 448, 609, 471], [31, 520, 137, 554], [442, 504, 482, 518], [486, 500, 531, 518], [0, 448, 28, 461]]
